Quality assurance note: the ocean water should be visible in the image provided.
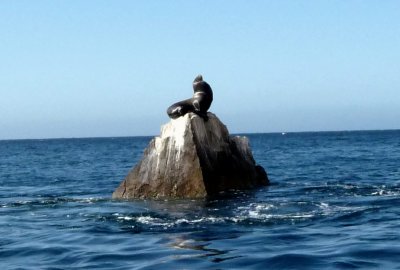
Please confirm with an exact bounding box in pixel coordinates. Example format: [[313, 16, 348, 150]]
[[1, 130, 400, 269]]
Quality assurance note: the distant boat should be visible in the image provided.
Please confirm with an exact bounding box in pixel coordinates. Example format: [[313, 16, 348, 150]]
[[281, 132, 286, 135]]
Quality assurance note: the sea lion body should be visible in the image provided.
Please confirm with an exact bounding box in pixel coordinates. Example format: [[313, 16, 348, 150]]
[[167, 75, 213, 120]]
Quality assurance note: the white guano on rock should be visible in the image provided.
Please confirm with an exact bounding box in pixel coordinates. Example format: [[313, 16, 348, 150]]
[[112, 112, 269, 199]]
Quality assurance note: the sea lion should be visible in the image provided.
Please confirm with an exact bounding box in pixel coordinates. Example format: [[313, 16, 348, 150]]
[[167, 75, 213, 120]]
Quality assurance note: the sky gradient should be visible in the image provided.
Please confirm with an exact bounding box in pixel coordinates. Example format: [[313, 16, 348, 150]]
[[1, 1, 399, 139]]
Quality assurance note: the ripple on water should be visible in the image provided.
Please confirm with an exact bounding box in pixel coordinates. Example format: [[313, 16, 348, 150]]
[[1, 133, 400, 269]]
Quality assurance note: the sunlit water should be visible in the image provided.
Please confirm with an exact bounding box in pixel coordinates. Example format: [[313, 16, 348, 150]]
[[1, 131, 400, 269]]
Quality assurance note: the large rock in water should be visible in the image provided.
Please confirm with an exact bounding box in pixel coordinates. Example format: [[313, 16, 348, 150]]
[[112, 112, 269, 199]]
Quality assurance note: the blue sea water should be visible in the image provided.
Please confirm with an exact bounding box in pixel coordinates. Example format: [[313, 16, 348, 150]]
[[1, 130, 400, 269]]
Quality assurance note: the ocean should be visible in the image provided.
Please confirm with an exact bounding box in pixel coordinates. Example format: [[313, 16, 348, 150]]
[[1, 130, 399, 269]]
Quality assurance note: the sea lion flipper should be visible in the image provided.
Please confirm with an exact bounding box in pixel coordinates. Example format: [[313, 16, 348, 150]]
[[194, 111, 209, 121], [193, 100, 200, 111]]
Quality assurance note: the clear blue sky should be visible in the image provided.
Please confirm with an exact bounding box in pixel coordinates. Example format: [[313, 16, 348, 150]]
[[1, 1, 399, 139]]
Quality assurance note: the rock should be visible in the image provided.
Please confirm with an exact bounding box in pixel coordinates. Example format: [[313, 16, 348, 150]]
[[112, 112, 269, 199]]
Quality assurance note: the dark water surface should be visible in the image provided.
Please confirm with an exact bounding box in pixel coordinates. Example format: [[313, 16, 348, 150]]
[[1, 131, 400, 269]]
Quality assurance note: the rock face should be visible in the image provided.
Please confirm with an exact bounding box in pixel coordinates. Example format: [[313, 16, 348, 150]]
[[112, 113, 269, 199]]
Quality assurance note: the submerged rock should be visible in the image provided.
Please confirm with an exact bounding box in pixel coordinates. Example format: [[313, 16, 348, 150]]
[[112, 113, 269, 199]]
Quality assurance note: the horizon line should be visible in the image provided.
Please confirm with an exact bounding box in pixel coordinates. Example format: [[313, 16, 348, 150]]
[[1, 128, 399, 142]]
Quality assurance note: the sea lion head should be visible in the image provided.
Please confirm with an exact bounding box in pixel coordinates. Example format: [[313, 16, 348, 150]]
[[193, 74, 205, 91], [193, 74, 203, 83], [192, 74, 213, 98]]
